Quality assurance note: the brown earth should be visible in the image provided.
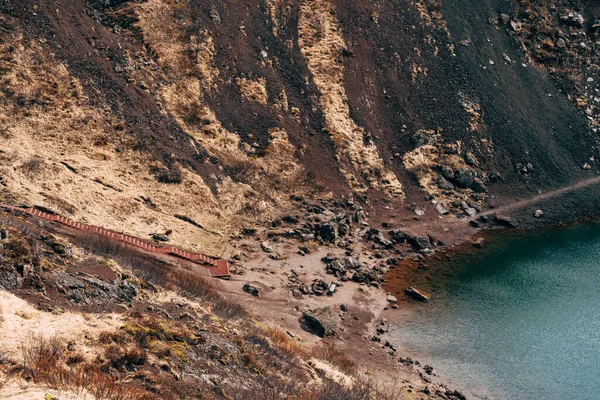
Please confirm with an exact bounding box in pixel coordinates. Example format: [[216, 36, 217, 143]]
[[2, 0, 600, 398]]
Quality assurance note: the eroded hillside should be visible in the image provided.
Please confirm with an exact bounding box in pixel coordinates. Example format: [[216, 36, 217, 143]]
[[0, 0, 598, 254], [0, 209, 424, 399]]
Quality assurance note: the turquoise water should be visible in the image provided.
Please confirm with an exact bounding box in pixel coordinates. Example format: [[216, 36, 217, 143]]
[[390, 224, 600, 400]]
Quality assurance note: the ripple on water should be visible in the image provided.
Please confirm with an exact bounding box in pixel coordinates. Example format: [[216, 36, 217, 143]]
[[389, 223, 600, 400]]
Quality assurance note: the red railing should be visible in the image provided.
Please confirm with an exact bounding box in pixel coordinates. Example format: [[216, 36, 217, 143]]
[[0, 204, 230, 278]]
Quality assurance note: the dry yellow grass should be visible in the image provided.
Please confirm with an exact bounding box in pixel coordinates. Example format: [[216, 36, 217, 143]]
[[297, 0, 404, 199], [0, 3, 324, 255], [402, 131, 484, 207], [0, 291, 123, 359], [235, 77, 269, 105]]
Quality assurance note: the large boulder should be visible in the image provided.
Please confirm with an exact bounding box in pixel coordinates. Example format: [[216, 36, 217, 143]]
[[315, 223, 337, 242], [300, 307, 338, 337], [453, 167, 477, 189]]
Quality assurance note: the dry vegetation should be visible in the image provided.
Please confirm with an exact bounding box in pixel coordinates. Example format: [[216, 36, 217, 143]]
[[0, 213, 406, 399], [297, 0, 405, 199], [0, 4, 323, 257]]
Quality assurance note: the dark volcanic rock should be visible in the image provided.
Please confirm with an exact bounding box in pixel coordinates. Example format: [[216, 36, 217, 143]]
[[300, 307, 337, 337], [494, 214, 518, 227], [243, 283, 261, 297], [413, 236, 432, 250], [311, 279, 329, 296], [315, 223, 337, 242], [471, 178, 487, 193], [453, 167, 477, 189], [434, 175, 455, 191]]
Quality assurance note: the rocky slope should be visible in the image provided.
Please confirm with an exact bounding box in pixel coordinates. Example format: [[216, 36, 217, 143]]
[[0, 209, 437, 399], [1, 0, 600, 398], [0, 0, 597, 258]]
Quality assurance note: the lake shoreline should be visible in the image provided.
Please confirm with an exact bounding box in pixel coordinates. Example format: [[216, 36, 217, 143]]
[[381, 220, 600, 400]]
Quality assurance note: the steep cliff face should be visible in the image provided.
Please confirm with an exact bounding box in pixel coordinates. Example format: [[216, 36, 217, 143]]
[[0, 0, 596, 254]]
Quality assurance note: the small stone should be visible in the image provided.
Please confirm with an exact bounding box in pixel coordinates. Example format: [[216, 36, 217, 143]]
[[435, 202, 449, 215], [473, 237, 485, 248], [404, 286, 430, 301], [243, 283, 261, 297], [534, 210, 544, 218], [489, 172, 502, 183], [260, 241, 273, 253], [209, 9, 221, 23], [386, 295, 398, 304], [557, 38, 566, 48], [582, 163, 592, 170], [494, 214, 518, 228]]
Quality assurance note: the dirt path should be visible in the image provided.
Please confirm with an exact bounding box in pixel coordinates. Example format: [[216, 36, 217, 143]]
[[481, 175, 600, 216]]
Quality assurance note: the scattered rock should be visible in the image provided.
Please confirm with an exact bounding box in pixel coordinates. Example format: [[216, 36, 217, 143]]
[[453, 167, 476, 189], [327, 282, 337, 296], [150, 233, 169, 242], [582, 163, 592, 170], [375, 232, 394, 248], [435, 202, 449, 215], [386, 295, 398, 304], [243, 283, 261, 297], [534, 209, 544, 218], [282, 215, 299, 224], [473, 237, 485, 248], [260, 241, 273, 253], [423, 365, 434, 375], [412, 129, 434, 147], [471, 178, 487, 193], [559, 9, 585, 27], [315, 223, 338, 242], [269, 252, 288, 260], [209, 9, 221, 23], [414, 236, 432, 250], [489, 172, 502, 183], [311, 279, 329, 296], [0, 229, 9, 240], [434, 175, 455, 191], [494, 214, 518, 228], [404, 286, 430, 301]]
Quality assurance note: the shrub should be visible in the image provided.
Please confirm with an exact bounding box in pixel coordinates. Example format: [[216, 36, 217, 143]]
[[150, 164, 183, 184], [21, 156, 45, 175], [312, 343, 355, 374]]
